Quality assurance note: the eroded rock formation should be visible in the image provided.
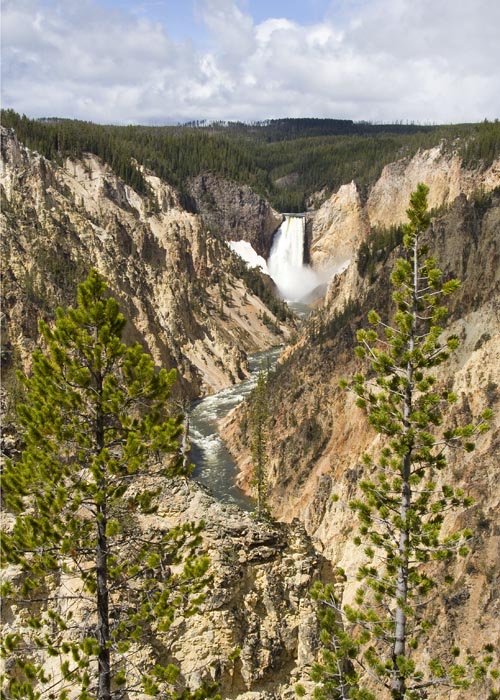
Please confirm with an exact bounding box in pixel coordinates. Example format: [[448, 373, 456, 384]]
[[0, 127, 291, 399], [188, 173, 283, 259], [309, 145, 500, 282], [157, 480, 326, 698]]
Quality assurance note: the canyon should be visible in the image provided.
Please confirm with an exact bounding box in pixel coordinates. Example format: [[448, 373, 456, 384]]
[[0, 126, 292, 403], [1, 125, 499, 699]]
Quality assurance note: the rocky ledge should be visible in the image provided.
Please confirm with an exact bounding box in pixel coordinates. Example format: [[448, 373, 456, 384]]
[[157, 479, 326, 698]]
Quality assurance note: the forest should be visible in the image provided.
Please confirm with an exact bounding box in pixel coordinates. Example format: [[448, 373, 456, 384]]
[[2, 110, 499, 212]]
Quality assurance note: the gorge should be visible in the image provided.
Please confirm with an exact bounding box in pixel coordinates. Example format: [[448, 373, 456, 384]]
[[1, 117, 499, 700]]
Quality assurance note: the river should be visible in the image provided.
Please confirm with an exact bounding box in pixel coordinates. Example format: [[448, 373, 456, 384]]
[[189, 345, 282, 510], [189, 302, 310, 510]]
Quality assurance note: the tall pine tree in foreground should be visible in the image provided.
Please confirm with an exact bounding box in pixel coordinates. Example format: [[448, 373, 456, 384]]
[[1, 270, 216, 700], [303, 184, 497, 700]]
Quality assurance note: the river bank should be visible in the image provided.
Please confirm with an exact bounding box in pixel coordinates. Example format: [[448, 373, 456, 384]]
[[189, 301, 311, 509], [189, 345, 283, 510]]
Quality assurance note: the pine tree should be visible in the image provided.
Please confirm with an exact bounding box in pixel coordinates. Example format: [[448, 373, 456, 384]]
[[1, 270, 216, 700], [305, 184, 497, 700]]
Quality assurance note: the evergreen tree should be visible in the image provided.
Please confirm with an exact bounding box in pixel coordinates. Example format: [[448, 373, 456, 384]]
[[3, 109, 498, 215], [1, 270, 216, 700], [304, 184, 497, 700]]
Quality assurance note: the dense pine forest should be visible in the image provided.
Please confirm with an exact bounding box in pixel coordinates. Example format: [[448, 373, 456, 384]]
[[2, 110, 499, 211]]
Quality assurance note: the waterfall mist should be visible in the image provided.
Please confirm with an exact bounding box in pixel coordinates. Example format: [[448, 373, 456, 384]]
[[267, 216, 320, 301]]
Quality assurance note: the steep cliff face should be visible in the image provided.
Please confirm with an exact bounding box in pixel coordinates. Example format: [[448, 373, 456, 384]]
[[309, 181, 368, 276], [366, 146, 500, 228], [309, 145, 500, 280], [224, 188, 500, 698], [188, 173, 283, 259], [1, 127, 291, 399]]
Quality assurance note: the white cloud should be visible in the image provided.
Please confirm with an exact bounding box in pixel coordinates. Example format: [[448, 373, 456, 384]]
[[1, 0, 499, 123], [196, 0, 255, 61]]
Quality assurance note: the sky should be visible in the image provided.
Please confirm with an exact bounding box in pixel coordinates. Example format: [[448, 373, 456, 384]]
[[1, 0, 499, 125]]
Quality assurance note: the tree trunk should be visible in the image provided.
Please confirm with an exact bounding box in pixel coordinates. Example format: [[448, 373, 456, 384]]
[[95, 365, 111, 700], [392, 455, 411, 699], [391, 236, 419, 699], [96, 507, 110, 700], [392, 362, 413, 697]]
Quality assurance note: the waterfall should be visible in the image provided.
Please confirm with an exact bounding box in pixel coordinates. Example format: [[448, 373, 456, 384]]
[[267, 215, 320, 301]]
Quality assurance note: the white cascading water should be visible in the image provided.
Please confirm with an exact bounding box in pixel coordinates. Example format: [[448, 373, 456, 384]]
[[267, 215, 320, 301]]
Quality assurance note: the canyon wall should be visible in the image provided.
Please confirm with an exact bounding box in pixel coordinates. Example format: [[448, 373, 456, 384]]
[[188, 173, 283, 259], [1, 127, 291, 400], [309, 145, 500, 281], [224, 155, 500, 697]]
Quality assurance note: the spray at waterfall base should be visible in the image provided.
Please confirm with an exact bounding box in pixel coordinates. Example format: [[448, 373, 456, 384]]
[[231, 215, 329, 303]]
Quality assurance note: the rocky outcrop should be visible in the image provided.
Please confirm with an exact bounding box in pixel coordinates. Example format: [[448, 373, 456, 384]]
[[188, 174, 283, 258], [1, 477, 326, 699], [0, 127, 292, 399], [309, 145, 500, 281], [157, 480, 327, 698]]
